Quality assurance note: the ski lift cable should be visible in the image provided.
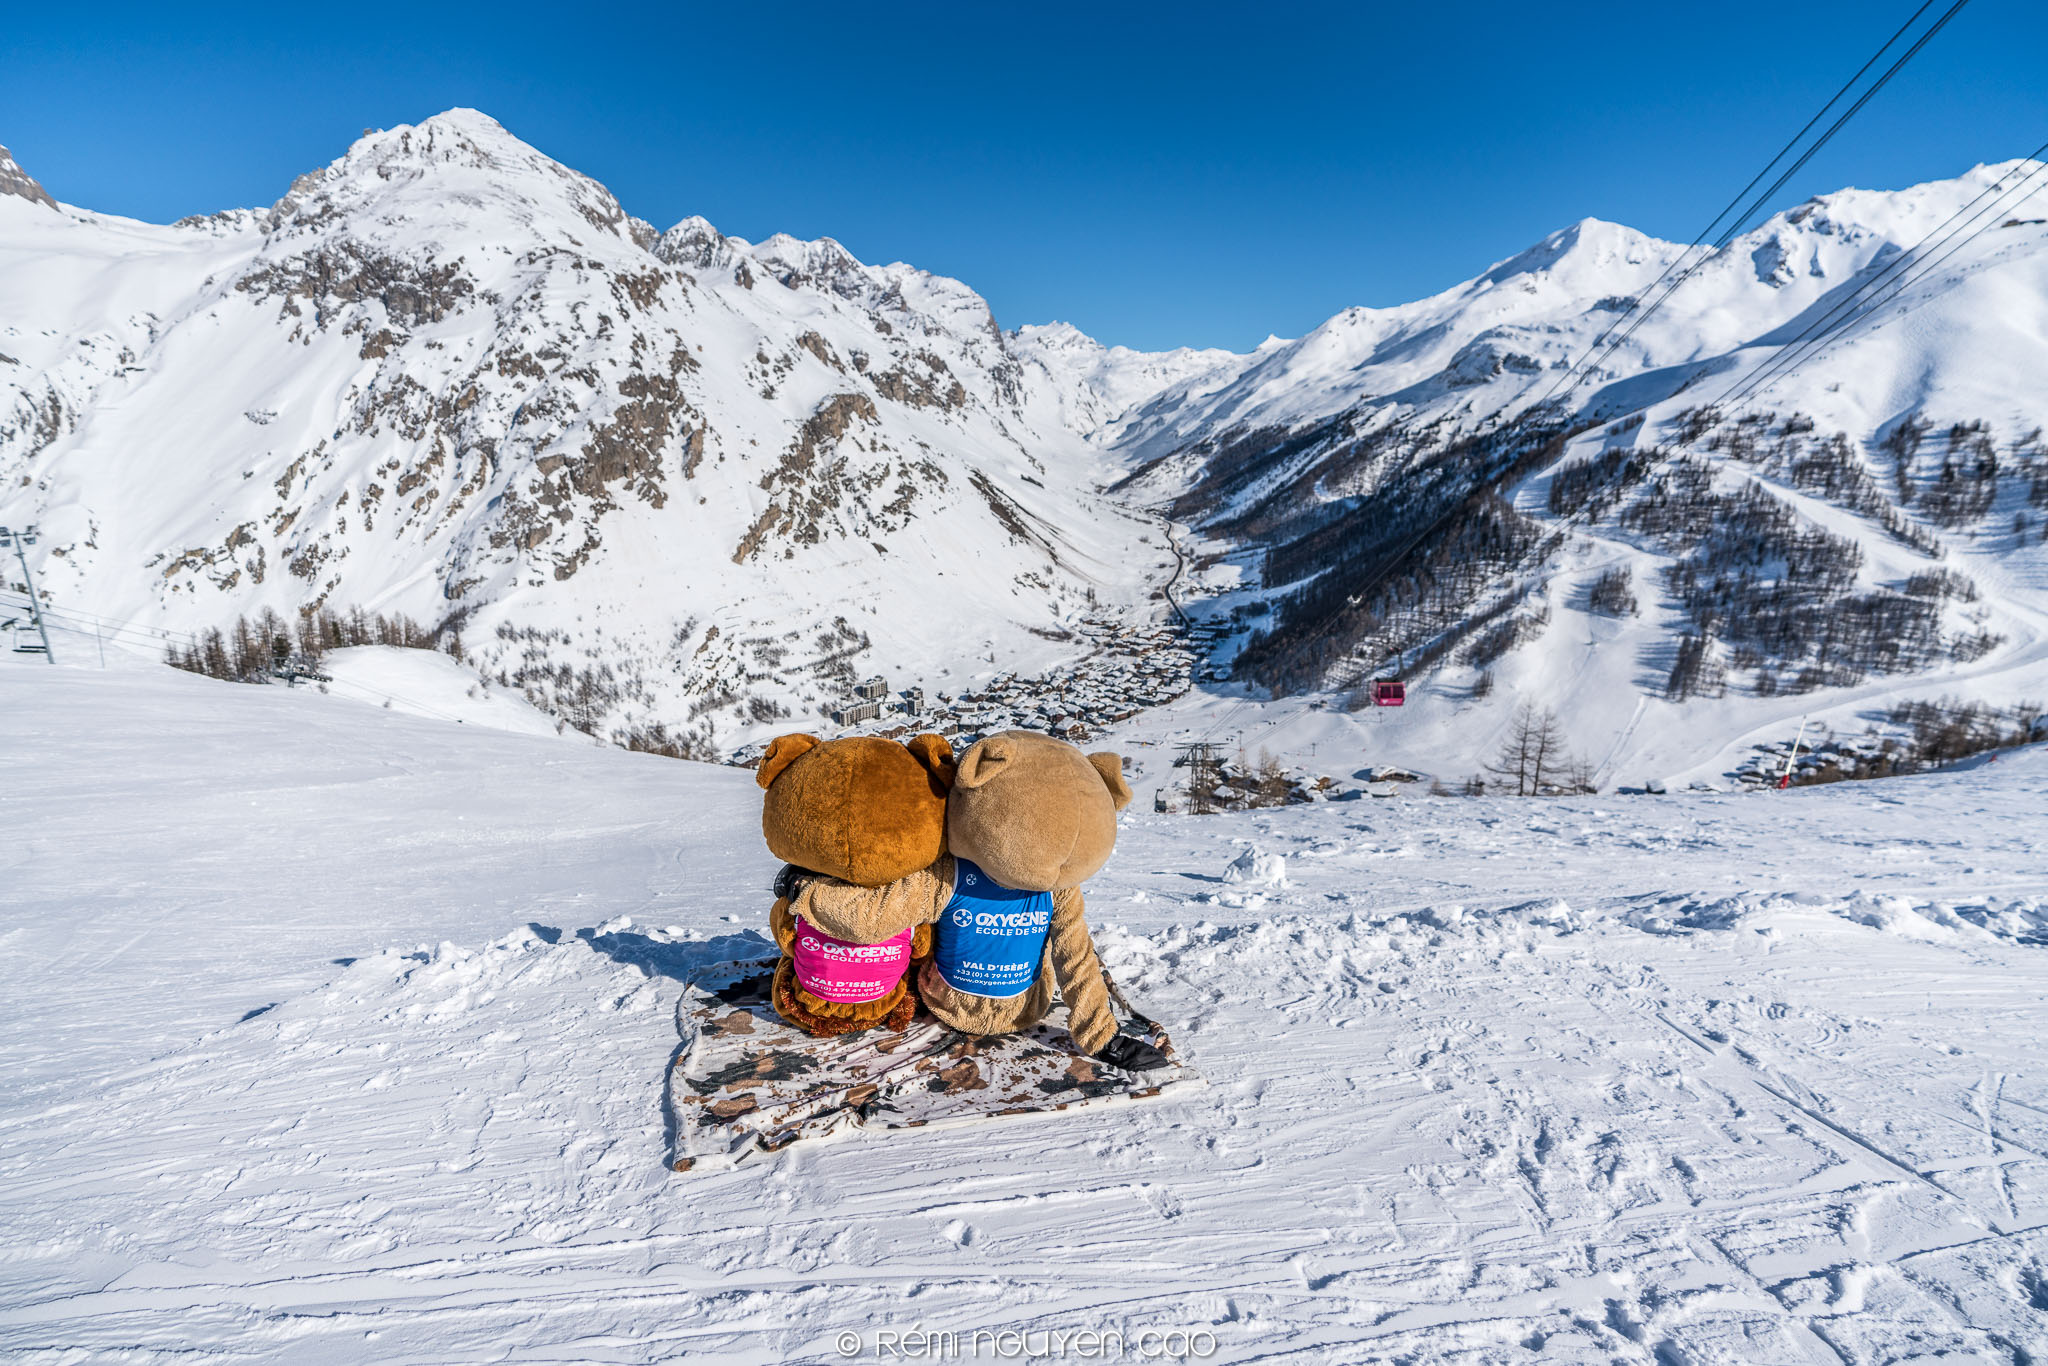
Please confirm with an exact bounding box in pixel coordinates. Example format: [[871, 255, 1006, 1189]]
[[0, 587, 489, 725], [1531, 0, 1944, 411], [1567, 0, 1973, 394], [1721, 147, 2048, 404], [0, 589, 485, 715], [1534, 0, 1972, 414], [3, 588, 569, 737], [1716, 145, 2048, 411], [1531, 1, 1943, 408], [0, 591, 203, 649], [0, 591, 196, 643]]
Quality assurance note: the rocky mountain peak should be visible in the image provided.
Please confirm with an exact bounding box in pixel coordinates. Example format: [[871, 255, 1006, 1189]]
[[743, 232, 878, 302], [262, 108, 619, 242], [655, 215, 732, 269], [0, 145, 57, 211], [1011, 321, 1100, 355]]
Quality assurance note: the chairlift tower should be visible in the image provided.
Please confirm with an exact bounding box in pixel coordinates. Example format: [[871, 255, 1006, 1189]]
[[0, 526, 53, 664], [1173, 741, 1224, 815]]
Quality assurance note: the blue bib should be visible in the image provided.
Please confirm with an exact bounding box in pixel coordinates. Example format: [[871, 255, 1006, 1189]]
[[931, 859, 1054, 999]]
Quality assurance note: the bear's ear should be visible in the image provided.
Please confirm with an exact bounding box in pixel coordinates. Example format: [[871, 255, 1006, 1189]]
[[756, 733, 821, 789], [953, 734, 1015, 790], [905, 733, 957, 793], [1088, 752, 1133, 811]]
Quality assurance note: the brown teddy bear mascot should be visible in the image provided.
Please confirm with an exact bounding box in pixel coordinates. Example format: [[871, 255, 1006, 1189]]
[[755, 732, 956, 1037], [770, 729, 1166, 1070]]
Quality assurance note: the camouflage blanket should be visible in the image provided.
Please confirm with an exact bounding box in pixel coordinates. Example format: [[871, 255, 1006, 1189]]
[[666, 956, 1198, 1171]]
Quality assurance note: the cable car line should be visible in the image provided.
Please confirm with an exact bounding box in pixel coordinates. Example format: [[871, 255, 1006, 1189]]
[[1533, 0, 1940, 410], [1532, 0, 1971, 414], [1715, 143, 2048, 413], [1186, 419, 1573, 750]]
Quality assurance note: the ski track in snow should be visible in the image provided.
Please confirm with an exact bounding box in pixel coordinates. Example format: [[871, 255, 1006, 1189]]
[[3, 665, 2046, 1363]]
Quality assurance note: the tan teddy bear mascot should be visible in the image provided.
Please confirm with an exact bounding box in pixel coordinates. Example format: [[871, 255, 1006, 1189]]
[[922, 730, 1164, 1070], [778, 729, 1166, 1070], [755, 732, 955, 1037]]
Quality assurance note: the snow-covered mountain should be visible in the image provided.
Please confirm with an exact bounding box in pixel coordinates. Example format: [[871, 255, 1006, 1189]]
[[4, 111, 2045, 778], [1006, 320, 1238, 440], [0, 111, 1204, 753], [1112, 168, 2048, 468], [1106, 161, 2048, 783]]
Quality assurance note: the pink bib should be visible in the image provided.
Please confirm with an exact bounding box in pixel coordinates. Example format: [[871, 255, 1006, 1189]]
[[791, 918, 915, 1003]]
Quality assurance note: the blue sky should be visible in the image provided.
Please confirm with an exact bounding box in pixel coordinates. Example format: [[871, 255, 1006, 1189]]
[[6, 1, 2043, 351]]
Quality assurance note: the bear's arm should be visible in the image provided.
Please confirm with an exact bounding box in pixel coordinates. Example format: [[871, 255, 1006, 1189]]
[[770, 897, 798, 953], [789, 857, 952, 944], [1047, 887, 1118, 1055]]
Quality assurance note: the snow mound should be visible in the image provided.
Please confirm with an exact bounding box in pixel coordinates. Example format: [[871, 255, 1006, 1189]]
[[1221, 844, 1289, 886]]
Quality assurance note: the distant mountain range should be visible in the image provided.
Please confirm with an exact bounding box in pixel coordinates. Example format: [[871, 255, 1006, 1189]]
[[4, 111, 2043, 773]]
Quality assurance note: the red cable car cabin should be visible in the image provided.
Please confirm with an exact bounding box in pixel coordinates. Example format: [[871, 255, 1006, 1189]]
[[1371, 679, 1406, 706]]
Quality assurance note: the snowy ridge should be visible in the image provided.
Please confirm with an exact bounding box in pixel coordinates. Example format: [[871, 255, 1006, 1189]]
[[1112, 164, 2048, 466], [1007, 320, 1239, 439]]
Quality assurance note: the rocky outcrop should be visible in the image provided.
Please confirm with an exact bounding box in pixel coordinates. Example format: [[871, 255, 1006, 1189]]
[[0, 147, 56, 211]]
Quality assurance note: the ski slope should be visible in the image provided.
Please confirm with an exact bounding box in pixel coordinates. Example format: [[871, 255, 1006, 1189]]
[[3, 661, 2046, 1363]]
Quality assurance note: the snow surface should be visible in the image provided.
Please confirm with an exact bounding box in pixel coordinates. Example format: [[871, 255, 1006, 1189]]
[[5, 660, 2046, 1362], [317, 645, 569, 737]]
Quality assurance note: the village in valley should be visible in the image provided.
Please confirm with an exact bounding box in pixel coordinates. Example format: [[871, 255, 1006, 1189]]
[[785, 606, 1432, 814], [805, 612, 1206, 753]]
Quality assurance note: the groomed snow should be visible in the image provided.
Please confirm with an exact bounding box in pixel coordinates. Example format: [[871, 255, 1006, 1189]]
[[317, 645, 571, 738], [3, 661, 2045, 1362]]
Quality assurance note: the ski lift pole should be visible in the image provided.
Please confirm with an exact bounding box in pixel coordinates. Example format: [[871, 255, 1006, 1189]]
[[0, 526, 53, 664], [1777, 715, 1809, 790]]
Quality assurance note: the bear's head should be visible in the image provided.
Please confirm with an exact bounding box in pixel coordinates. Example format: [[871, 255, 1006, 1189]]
[[946, 730, 1132, 891], [756, 733, 957, 887]]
